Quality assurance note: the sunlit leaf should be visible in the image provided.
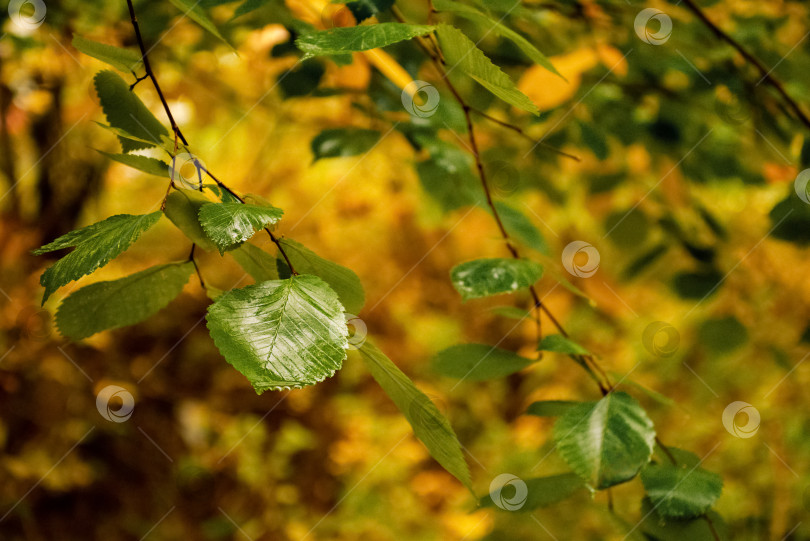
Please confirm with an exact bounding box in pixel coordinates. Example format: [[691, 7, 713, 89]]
[[72, 35, 142, 73], [198, 199, 283, 254], [450, 258, 543, 301], [538, 334, 590, 356], [296, 24, 434, 58], [168, 0, 235, 48], [96, 150, 169, 177]]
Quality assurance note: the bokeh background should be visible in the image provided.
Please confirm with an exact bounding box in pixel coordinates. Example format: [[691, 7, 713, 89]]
[[1, 0, 810, 539]]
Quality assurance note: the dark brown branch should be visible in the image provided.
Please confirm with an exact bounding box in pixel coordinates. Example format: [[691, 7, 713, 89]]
[[679, 0, 810, 131]]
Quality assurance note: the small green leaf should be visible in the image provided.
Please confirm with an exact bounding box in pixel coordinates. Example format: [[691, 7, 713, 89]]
[[494, 202, 549, 255], [310, 128, 381, 161], [94, 71, 169, 153], [553, 391, 656, 489], [480, 473, 585, 511], [230, 243, 279, 282], [56, 262, 193, 340], [345, 0, 394, 22], [450, 258, 543, 301], [33, 212, 162, 303], [168, 0, 235, 48], [163, 189, 218, 252], [433, 343, 535, 381], [96, 150, 169, 177], [489, 305, 530, 320], [206, 275, 348, 393], [198, 200, 284, 254], [640, 462, 723, 519], [538, 334, 590, 356], [672, 269, 723, 300], [354, 342, 473, 492], [276, 239, 365, 314], [698, 316, 747, 355], [435, 24, 538, 114], [432, 0, 561, 78], [415, 136, 483, 211], [72, 35, 143, 73], [526, 400, 580, 417], [296, 23, 434, 58]]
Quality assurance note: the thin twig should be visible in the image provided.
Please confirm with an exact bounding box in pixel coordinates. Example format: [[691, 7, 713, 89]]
[[189, 244, 205, 288], [679, 0, 810, 130]]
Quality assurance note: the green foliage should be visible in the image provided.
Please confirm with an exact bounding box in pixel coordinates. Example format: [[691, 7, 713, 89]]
[[480, 473, 585, 512], [641, 461, 723, 519], [638, 499, 729, 541], [72, 35, 142, 73], [33, 212, 162, 303], [526, 400, 579, 417], [168, 0, 234, 48], [450, 258, 543, 301], [296, 24, 434, 58], [354, 342, 473, 492], [163, 189, 219, 251], [229, 243, 279, 282], [206, 275, 348, 393], [310, 128, 381, 161], [494, 202, 549, 255], [434, 24, 538, 114], [432, 343, 535, 380], [276, 239, 365, 314], [93, 71, 169, 152], [414, 136, 483, 211], [553, 392, 655, 489], [198, 200, 284, 254], [698, 316, 748, 354], [56, 262, 194, 340], [537, 334, 590, 356], [432, 0, 560, 78], [96, 150, 169, 177]]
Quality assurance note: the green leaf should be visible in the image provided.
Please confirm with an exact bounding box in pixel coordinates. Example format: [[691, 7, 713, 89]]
[[769, 192, 810, 245], [480, 473, 585, 511], [432, 343, 535, 381], [494, 202, 549, 255], [230, 243, 279, 282], [33, 212, 162, 304], [553, 391, 656, 489], [310, 128, 381, 161], [345, 0, 394, 22], [640, 462, 723, 519], [96, 150, 169, 177], [450, 258, 543, 301], [94, 122, 174, 154], [206, 275, 348, 393], [296, 23, 434, 58], [94, 71, 169, 153], [698, 316, 747, 355], [435, 24, 538, 114], [276, 239, 365, 314], [414, 136, 483, 211], [168, 0, 234, 48], [538, 334, 590, 356], [431, 0, 561, 78], [72, 35, 142, 73], [198, 199, 284, 254], [638, 499, 729, 541], [56, 262, 193, 340], [489, 305, 530, 320], [671, 269, 723, 300], [526, 400, 580, 417], [163, 189, 218, 252], [354, 342, 473, 492]]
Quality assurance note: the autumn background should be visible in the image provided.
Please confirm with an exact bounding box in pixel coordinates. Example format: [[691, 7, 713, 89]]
[[1, 0, 810, 539]]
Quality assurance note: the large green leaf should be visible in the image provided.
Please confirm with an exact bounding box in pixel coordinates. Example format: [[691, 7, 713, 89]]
[[296, 23, 434, 58], [206, 275, 348, 393], [432, 0, 561, 78], [310, 128, 381, 161], [94, 71, 169, 153], [480, 473, 585, 512], [230, 243, 279, 282], [276, 239, 365, 314], [432, 343, 535, 381], [435, 24, 538, 114], [168, 0, 234, 48], [354, 342, 473, 492], [72, 35, 142, 73], [163, 189, 218, 252], [198, 200, 284, 254], [33, 212, 162, 303], [96, 150, 169, 177], [553, 392, 655, 489], [56, 262, 194, 340], [537, 334, 590, 356], [450, 258, 543, 301], [640, 462, 722, 519], [494, 202, 549, 255]]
